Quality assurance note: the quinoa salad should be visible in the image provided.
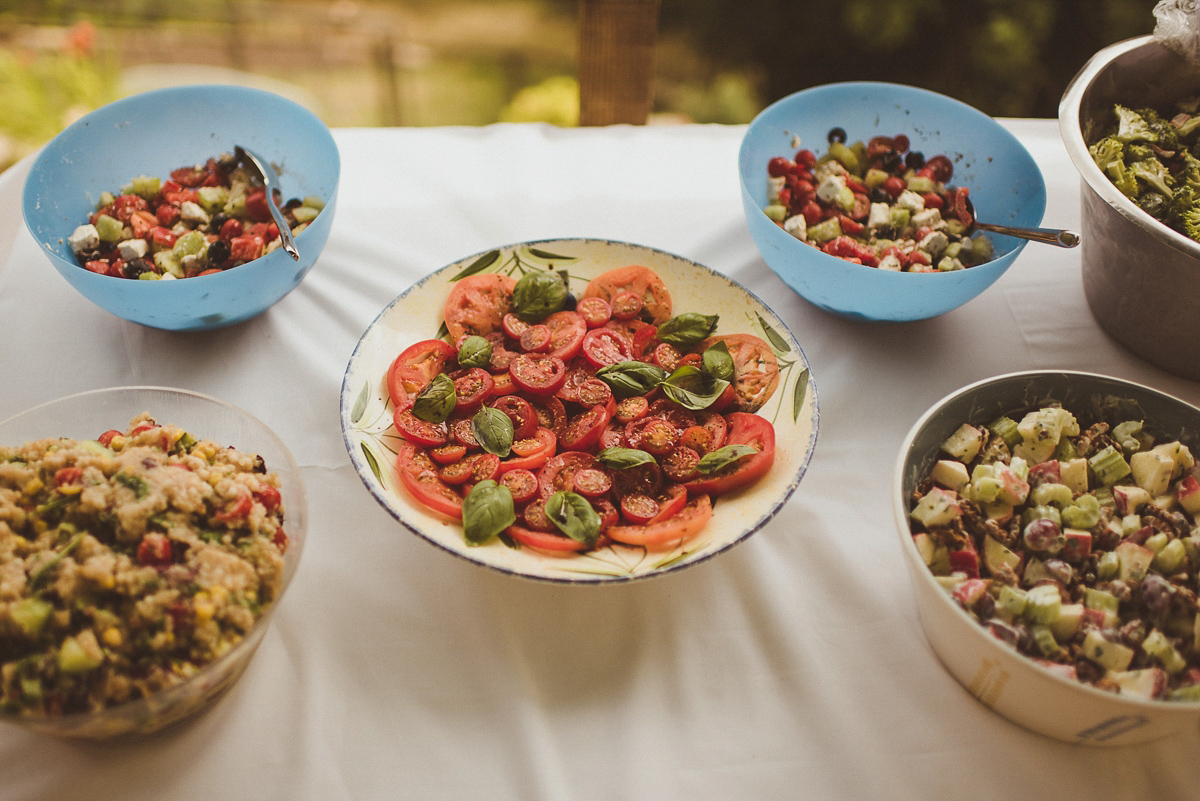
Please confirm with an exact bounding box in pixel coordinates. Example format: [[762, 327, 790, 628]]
[[0, 413, 288, 718]]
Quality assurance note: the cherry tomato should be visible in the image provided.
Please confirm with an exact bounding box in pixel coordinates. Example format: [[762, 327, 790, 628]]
[[923, 154, 954, 183], [662, 446, 701, 482], [576, 296, 612, 327], [137, 532, 173, 566], [624, 415, 678, 455], [598, 422, 625, 449], [490, 370, 516, 397], [684, 412, 775, 495], [452, 368, 495, 413], [438, 458, 475, 485], [522, 498, 556, 531], [581, 328, 631, 368], [500, 427, 557, 473], [530, 395, 569, 437], [696, 411, 729, 451], [538, 451, 598, 498], [561, 398, 616, 451], [580, 265, 673, 324], [620, 493, 659, 524], [651, 342, 683, 371], [393, 408, 449, 447], [510, 353, 567, 396], [469, 452, 501, 483], [572, 467, 613, 498], [607, 494, 713, 549], [651, 484, 688, 522], [697, 334, 780, 413], [555, 363, 599, 404], [253, 484, 282, 511], [429, 443, 468, 465], [490, 395, 538, 439], [443, 273, 517, 342], [499, 468, 539, 503], [96, 429, 122, 447], [519, 324, 552, 353], [502, 312, 531, 340], [543, 310, 587, 361], [576, 378, 613, 409], [387, 339, 456, 407], [609, 459, 663, 498], [610, 290, 644, 320], [395, 441, 463, 520], [614, 396, 650, 423], [450, 417, 480, 449]]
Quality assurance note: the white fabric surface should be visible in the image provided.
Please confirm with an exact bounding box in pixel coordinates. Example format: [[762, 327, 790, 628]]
[[1, 120, 1199, 800]]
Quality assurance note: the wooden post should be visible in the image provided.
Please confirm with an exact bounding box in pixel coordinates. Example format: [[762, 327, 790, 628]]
[[577, 0, 660, 126]]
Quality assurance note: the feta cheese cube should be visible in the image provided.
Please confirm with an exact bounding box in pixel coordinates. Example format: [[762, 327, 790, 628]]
[[67, 224, 100, 254], [117, 238, 149, 261], [782, 215, 807, 241], [918, 230, 949, 258], [766, 175, 785, 204], [180, 200, 210, 225], [877, 252, 903, 271], [867, 202, 891, 229], [912, 207, 945, 230], [895, 190, 926, 213]]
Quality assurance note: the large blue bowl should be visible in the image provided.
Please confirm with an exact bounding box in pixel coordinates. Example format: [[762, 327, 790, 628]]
[[738, 82, 1046, 322], [22, 85, 340, 331]]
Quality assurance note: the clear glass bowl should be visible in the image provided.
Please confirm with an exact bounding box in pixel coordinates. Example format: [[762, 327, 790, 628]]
[[0, 387, 306, 738]]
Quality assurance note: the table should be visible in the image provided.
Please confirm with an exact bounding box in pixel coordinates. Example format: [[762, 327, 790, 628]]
[[1, 120, 1198, 800]]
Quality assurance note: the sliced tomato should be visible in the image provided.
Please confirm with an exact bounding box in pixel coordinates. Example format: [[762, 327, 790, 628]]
[[537, 451, 598, 498], [697, 334, 780, 413], [696, 411, 729, 451], [609, 459, 663, 498], [614, 396, 649, 423], [610, 290, 644, 320], [502, 312, 531, 340], [581, 328, 632, 368], [576, 296, 612, 328], [561, 397, 616, 451], [684, 412, 775, 495], [607, 494, 713, 549], [490, 395, 538, 438], [429, 443, 468, 465], [470, 452, 501, 483], [450, 417, 480, 449], [499, 427, 557, 473], [555, 363, 598, 404], [580, 265, 673, 324], [387, 339, 456, 407], [443, 273, 517, 342], [576, 378, 613, 408], [438, 458, 475, 485], [543, 310, 587, 361], [452, 368, 495, 413], [395, 441, 463, 520], [571, 467, 613, 498], [519, 324, 552, 353], [530, 395, 568, 437], [393, 408, 449, 447], [651, 484, 688, 522], [490, 369, 516, 397], [620, 493, 659, 524], [507, 523, 588, 552], [510, 354, 567, 396], [499, 468, 539, 503]]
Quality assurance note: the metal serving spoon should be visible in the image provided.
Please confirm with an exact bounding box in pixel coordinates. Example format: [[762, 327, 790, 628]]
[[964, 196, 1080, 248], [234, 145, 299, 261]]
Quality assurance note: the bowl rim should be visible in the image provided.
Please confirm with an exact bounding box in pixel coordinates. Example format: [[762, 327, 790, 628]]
[[892, 368, 1200, 712], [1058, 34, 1200, 261], [738, 80, 1046, 281]]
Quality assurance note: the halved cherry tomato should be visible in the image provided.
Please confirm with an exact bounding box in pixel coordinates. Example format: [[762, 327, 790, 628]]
[[614, 396, 649, 423], [620, 493, 659, 524], [395, 441, 463, 520], [684, 412, 775, 495], [576, 296, 612, 328], [429, 443, 468, 465], [561, 397, 616, 451], [624, 415, 678, 456], [555, 363, 598, 404], [581, 328, 631, 368], [519, 324, 552, 353], [97, 429, 122, 447], [607, 494, 713, 549], [490, 395, 538, 439], [387, 339, 456, 407], [580, 265, 673, 324], [253, 484, 283, 511], [662, 446, 701, 482], [696, 411, 729, 451], [572, 467, 613, 498], [470, 452, 501, 483], [522, 498, 556, 531], [544, 310, 587, 361], [393, 408, 449, 447], [137, 532, 174, 566], [450, 418, 480, 449], [500, 427, 557, 473], [651, 342, 683, 370], [610, 290, 644, 320], [530, 395, 568, 437], [576, 378, 613, 408], [651, 484, 688, 522], [510, 354, 567, 396], [503, 312, 531, 340], [452, 368, 495, 413], [697, 334, 780, 413], [599, 421, 625, 449], [538, 451, 598, 497], [444, 273, 517, 342], [438, 458, 475, 485], [499, 468, 539, 503], [609, 459, 663, 498], [490, 370, 516, 396]]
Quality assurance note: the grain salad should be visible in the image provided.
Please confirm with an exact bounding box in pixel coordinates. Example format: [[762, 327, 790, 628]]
[[0, 413, 288, 718]]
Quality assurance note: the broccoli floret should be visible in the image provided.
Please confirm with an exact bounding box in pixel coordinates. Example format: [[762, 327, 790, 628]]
[[1137, 107, 1181, 152], [1107, 158, 1140, 199], [1177, 150, 1200, 191], [1126, 143, 1155, 162], [1089, 136, 1124, 173], [1167, 183, 1199, 229], [1136, 190, 1169, 219], [1131, 158, 1174, 197], [1115, 105, 1157, 143], [1183, 207, 1200, 241], [1173, 113, 1200, 141]]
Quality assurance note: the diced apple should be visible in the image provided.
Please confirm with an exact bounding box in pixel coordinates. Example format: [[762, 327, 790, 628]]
[[1034, 659, 1078, 681], [1115, 539, 1155, 582], [1142, 629, 1188, 674], [1051, 602, 1084, 641], [1023, 558, 1053, 587], [1015, 407, 1078, 464], [1060, 458, 1089, 493], [983, 501, 1015, 525], [1062, 528, 1093, 562], [1082, 605, 1119, 630], [1027, 460, 1061, 484], [941, 423, 985, 462], [951, 578, 991, 609], [912, 531, 936, 566], [1108, 667, 1168, 699], [1083, 629, 1135, 672], [1152, 441, 1195, 472], [1131, 449, 1176, 496], [983, 535, 1021, 576], [931, 459, 970, 493], [910, 487, 962, 527], [1112, 484, 1151, 516], [993, 461, 1030, 505], [1153, 537, 1188, 575], [948, 547, 980, 579], [1175, 474, 1200, 516]]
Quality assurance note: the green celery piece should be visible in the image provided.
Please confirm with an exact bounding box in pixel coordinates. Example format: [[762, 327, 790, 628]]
[[1089, 446, 1131, 486], [9, 597, 53, 635], [988, 416, 1021, 448]]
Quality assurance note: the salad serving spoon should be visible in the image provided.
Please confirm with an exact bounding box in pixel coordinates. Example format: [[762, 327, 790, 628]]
[[234, 145, 299, 261], [964, 196, 1079, 248]]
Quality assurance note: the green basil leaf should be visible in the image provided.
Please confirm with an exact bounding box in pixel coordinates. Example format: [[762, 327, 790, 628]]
[[701, 340, 734, 382], [462, 480, 516, 545], [659, 365, 730, 411], [596, 446, 656, 469], [695, 444, 759, 475], [412, 373, 456, 422], [472, 406, 514, 457], [512, 270, 568, 322], [545, 490, 601, 547], [457, 335, 493, 369], [595, 360, 667, 397], [656, 312, 718, 348]]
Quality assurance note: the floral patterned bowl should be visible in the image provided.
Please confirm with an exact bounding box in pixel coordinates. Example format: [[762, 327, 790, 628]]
[[340, 238, 818, 583]]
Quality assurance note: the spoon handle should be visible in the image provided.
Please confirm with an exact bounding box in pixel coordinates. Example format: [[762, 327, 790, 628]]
[[235, 146, 300, 261], [973, 221, 1080, 248]]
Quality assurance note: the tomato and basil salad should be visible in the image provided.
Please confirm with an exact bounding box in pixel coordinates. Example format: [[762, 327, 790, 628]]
[[909, 403, 1200, 701], [762, 127, 994, 272], [66, 152, 324, 280], [385, 264, 780, 553]]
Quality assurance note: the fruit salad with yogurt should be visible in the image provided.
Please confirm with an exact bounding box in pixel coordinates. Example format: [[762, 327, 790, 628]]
[[763, 128, 994, 271], [907, 402, 1200, 701]]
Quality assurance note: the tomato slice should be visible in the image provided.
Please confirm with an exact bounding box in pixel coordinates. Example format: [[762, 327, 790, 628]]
[[490, 395, 538, 438], [561, 397, 615, 451], [506, 524, 588, 552], [607, 494, 712, 549], [580, 265, 673, 324], [386, 339, 456, 406], [499, 468, 539, 503], [510, 354, 567, 396], [395, 441, 463, 520], [500, 427, 557, 473], [581, 328, 632, 368], [684, 412, 775, 495], [452, 367, 495, 414], [543, 310, 587, 361], [620, 493, 659, 524], [393, 408, 449, 447], [537, 451, 598, 498], [650, 484, 687, 522], [576, 296, 611, 328], [443, 273, 517, 342], [698, 334, 780, 413]]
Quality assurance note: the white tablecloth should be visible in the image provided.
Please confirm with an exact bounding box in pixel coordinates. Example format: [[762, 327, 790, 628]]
[[1, 120, 1198, 801]]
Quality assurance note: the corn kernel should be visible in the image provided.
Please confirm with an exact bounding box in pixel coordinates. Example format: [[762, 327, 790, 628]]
[[208, 585, 229, 605], [23, 478, 44, 496], [101, 627, 122, 647], [193, 601, 215, 623], [57, 483, 83, 496]]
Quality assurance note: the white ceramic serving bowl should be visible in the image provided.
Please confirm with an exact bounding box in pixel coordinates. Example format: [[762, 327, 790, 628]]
[[0, 386, 306, 738], [894, 370, 1200, 745]]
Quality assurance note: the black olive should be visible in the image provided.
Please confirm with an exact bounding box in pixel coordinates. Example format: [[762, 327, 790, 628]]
[[874, 225, 897, 241], [253, 455, 267, 474], [285, 197, 303, 209], [827, 126, 847, 144], [207, 239, 232, 266], [879, 151, 903, 173], [123, 258, 152, 278], [869, 187, 891, 204], [563, 292, 577, 311], [905, 150, 926, 170], [209, 213, 229, 233]]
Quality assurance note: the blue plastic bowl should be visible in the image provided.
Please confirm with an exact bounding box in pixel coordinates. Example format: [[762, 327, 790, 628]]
[[738, 82, 1046, 322], [22, 85, 340, 331]]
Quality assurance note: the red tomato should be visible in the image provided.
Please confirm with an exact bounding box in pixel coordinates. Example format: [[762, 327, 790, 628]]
[[614, 396, 649, 423], [650, 484, 688, 522], [96, 429, 122, 447], [610, 290, 644, 320], [577, 378, 613, 409], [530, 395, 568, 437], [561, 397, 616, 451], [469, 452, 501, 483], [137, 532, 174, 566], [620, 493, 659, 524], [502, 312, 531, 340], [499, 468, 539, 503], [572, 467, 613, 498], [506, 524, 588, 552], [395, 441, 463, 520], [581, 328, 632, 368], [623, 415, 678, 455], [607, 494, 713, 549], [245, 187, 272, 222], [519, 324, 552, 353], [214, 494, 253, 524], [490, 395, 538, 439], [253, 484, 282, 511], [438, 458, 475, 485], [452, 368, 495, 413], [450, 418, 480, 449], [685, 412, 775, 495], [576, 296, 612, 327], [543, 311, 587, 361], [429, 443, 468, 465], [580, 265, 673, 324], [443, 273, 517, 342], [510, 354, 567, 396], [522, 497, 556, 531], [393, 408, 449, 447], [386, 339, 456, 406], [662, 446, 701, 482], [697, 334, 780, 413], [537, 451, 598, 498], [609, 459, 663, 498], [651, 343, 683, 370], [555, 363, 598, 404], [499, 427, 557, 473]]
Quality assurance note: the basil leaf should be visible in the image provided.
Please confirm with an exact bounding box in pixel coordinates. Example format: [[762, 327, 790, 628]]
[[702, 340, 734, 382], [596, 360, 667, 397], [596, 446, 656, 469], [462, 480, 516, 545], [512, 270, 568, 322], [472, 406, 514, 457], [457, 335, 493, 369], [412, 373, 456, 422], [695, 444, 759, 475], [545, 490, 601, 547], [656, 312, 718, 348], [659, 365, 730, 411]]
